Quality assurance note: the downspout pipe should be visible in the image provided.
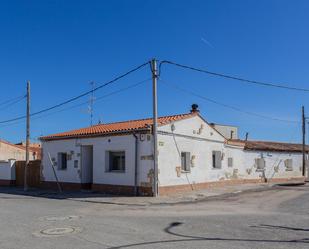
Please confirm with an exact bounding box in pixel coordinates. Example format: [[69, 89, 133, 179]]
[[133, 133, 138, 196]]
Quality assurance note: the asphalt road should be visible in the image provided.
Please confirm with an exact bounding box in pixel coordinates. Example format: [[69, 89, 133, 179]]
[[0, 185, 308, 249]]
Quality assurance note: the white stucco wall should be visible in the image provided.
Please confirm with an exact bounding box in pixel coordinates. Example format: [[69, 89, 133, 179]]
[[41, 134, 153, 186], [41, 115, 303, 190], [157, 116, 302, 187], [0, 160, 16, 181], [242, 150, 303, 180], [158, 115, 227, 186]]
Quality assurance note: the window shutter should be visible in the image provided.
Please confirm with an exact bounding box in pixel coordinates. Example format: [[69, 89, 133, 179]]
[[57, 153, 62, 170], [185, 152, 191, 171], [256, 158, 265, 170], [215, 151, 222, 168], [181, 152, 185, 171], [228, 157, 233, 167], [285, 159, 293, 171]]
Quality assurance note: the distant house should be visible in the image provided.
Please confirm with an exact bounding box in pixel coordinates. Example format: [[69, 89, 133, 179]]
[[39, 105, 305, 196], [0, 139, 41, 161]]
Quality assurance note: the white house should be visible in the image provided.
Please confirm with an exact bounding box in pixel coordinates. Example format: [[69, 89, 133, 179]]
[[40, 105, 305, 196]]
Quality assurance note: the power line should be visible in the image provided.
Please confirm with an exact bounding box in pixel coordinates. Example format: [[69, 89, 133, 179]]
[[159, 60, 309, 92], [0, 78, 151, 128], [0, 61, 150, 124], [0, 95, 26, 111], [159, 78, 300, 124], [0, 94, 26, 107]]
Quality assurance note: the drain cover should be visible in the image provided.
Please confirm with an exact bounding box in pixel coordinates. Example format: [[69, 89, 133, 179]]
[[39, 215, 81, 221], [33, 227, 82, 237]]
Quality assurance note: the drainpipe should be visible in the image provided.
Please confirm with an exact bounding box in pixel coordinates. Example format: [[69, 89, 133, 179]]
[[133, 133, 138, 196]]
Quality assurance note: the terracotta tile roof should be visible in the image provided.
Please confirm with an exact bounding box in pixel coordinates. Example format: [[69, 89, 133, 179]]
[[227, 139, 309, 153], [40, 112, 198, 141]]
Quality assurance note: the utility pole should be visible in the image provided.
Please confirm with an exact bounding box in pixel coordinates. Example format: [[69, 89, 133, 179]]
[[151, 59, 159, 197], [302, 106, 306, 177], [24, 81, 30, 191]]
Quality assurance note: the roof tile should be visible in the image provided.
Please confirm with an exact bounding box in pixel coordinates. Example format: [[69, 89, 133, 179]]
[[228, 139, 309, 153], [41, 112, 197, 140]]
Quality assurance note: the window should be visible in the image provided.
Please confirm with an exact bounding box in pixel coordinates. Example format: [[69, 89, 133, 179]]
[[74, 160, 79, 168], [181, 152, 191, 172], [228, 157, 233, 167], [57, 153, 67, 170], [212, 151, 222, 169], [108, 151, 125, 172], [284, 159, 293, 171], [255, 158, 265, 171]]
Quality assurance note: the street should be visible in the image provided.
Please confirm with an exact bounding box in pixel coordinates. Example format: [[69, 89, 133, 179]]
[[0, 185, 308, 249]]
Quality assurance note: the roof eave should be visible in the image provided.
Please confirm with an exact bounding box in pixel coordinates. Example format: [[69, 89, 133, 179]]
[[40, 128, 151, 141]]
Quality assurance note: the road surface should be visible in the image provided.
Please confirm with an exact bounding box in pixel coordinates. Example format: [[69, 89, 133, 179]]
[[0, 184, 308, 249]]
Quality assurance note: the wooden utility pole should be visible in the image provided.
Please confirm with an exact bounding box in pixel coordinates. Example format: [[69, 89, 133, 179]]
[[24, 81, 30, 191], [151, 59, 159, 197], [302, 106, 306, 177]]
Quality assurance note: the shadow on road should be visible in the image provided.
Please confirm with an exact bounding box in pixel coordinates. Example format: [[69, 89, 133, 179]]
[[0, 186, 145, 206], [250, 224, 309, 232], [107, 222, 309, 249]]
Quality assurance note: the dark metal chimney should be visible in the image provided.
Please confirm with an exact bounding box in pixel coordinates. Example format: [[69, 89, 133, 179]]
[[191, 104, 199, 113]]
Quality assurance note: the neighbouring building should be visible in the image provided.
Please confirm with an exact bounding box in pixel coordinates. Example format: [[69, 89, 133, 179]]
[[0, 139, 41, 161], [0, 139, 42, 186], [209, 123, 238, 140], [39, 105, 306, 196]]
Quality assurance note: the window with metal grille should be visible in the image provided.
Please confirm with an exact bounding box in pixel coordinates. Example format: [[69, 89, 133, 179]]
[[108, 151, 125, 172], [212, 151, 222, 169], [181, 152, 191, 172], [57, 152, 67, 170]]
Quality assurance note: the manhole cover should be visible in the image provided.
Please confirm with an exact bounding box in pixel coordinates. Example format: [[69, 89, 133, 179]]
[[41, 227, 75, 235], [39, 215, 81, 221], [33, 227, 82, 237]]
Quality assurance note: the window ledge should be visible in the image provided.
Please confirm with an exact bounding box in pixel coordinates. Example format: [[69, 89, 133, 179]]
[[106, 171, 126, 173], [212, 167, 222, 170], [181, 170, 191, 173]]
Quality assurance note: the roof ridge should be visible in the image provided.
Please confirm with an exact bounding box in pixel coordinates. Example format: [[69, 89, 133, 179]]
[[91, 112, 194, 127], [235, 139, 302, 146]]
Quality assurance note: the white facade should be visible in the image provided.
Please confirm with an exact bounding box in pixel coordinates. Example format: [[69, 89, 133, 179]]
[[41, 134, 153, 188], [41, 114, 303, 194]]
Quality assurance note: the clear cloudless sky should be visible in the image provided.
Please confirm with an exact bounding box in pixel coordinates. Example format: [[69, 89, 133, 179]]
[[0, 0, 309, 143]]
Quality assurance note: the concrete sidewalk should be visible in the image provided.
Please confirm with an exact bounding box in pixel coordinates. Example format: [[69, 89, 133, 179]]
[[69, 183, 280, 206], [2, 182, 304, 206]]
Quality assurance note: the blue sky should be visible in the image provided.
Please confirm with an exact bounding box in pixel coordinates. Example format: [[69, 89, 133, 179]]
[[0, 0, 309, 143]]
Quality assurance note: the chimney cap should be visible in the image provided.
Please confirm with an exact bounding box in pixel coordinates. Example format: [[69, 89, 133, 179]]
[[191, 104, 199, 113]]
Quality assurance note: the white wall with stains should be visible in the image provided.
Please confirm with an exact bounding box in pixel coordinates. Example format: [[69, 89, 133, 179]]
[[41, 134, 153, 186], [157, 117, 303, 187], [41, 115, 303, 189]]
